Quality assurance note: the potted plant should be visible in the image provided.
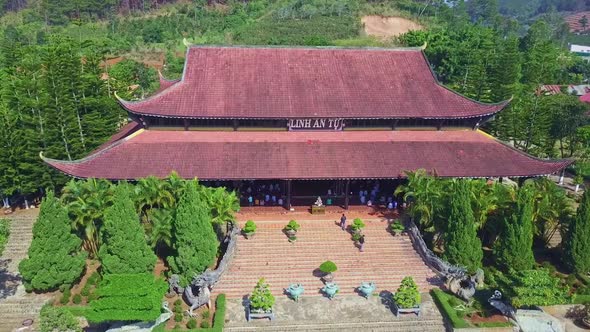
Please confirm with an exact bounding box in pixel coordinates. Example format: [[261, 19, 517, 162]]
[[350, 218, 365, 234], [247, 278, 275, 321], [392, 276, 421, 317], [284, 220, 300, 242], [242, 220, 257, 239], [351, 232, 362, 244], [390, 219, 405, 236], [319, 260, 337, 283]]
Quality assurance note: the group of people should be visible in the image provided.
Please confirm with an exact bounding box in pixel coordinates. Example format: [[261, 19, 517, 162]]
[[241, 181, 285, 207], [355, 181, 404, 210]]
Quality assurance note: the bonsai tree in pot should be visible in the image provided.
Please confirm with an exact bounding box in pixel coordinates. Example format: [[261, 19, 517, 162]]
[[284, 220, 300, 242], [390, 219, 405, 236], [249, 278, 275, 314], [392, 276, 421, 316], [319, 260, 338, 283], [242, 220, 257, 239], [350, 218, 365, 235]]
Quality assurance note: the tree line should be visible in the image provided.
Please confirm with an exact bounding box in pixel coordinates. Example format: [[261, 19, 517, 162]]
[[399, 7, 590, 160]]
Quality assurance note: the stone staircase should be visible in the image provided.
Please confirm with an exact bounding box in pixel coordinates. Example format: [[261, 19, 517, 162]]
[[0, 213, 52, 332], [213, 219, 442, 299]]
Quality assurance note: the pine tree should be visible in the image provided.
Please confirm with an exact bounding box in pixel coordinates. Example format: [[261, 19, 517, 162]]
[[99, 183, 156, 275], [18, 191, 86, 291], [493, 183, 536, 271], [564, 190, 590, 274], [168, 180, 219, 286], [443, 180, 483, 273]]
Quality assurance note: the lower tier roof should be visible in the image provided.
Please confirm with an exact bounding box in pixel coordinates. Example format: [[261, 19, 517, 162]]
[[42, 130, 572, 180]]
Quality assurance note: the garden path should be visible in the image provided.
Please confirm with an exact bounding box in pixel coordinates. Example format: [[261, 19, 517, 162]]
[[213, 218, 442, 299], [0, 209, 52, 332], [223, 292, 447, 331]]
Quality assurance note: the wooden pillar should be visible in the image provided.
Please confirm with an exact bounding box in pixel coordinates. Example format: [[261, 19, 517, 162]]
[[286, 180, 292, 210], [392, 119, 399, 131], [183, 119, 189, 131], [437, 120, 445, 131], [344, 179, 350, 210], [233, 119, 238, 131]]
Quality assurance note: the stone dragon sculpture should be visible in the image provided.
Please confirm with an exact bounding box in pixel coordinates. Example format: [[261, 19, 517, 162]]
[[405, 219, 483, 301], [168, 223, 239, 317]]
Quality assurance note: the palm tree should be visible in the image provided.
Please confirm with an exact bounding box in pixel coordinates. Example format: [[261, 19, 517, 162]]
[[62, 178, 114, 258], [530, 178, 574, 246], [395, 170, 447, 232], [148, 208, 173, 257], [134, 176, 175, 223], [469, 179, 499, 230]]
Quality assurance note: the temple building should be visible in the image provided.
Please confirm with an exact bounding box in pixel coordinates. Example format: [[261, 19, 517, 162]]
[[43, 46, 572, 208]]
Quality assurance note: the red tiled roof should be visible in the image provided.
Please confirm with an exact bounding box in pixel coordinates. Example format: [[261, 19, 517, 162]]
[[580, 92, 590, 103], [118, 46, 509, 119], [90, 121, 142, 153], [43, 130, 571, 180], [566, 11, 590, 33]]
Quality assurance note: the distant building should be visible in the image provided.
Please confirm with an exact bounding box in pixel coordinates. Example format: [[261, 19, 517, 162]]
[[565, 12, 590, 33], [570, 44, 590, 57]]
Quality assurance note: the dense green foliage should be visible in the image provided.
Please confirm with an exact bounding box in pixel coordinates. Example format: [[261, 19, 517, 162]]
[[18, 191, 86, 291], [509, 269, 569, 308], [249, 278, 275, 311], [443, 180, 483, 273], [565, 190, 590, 274], [39, 304, 81, 332], [0, 34, 124, 199], [86, 273, 167, 323], [0, 218, 9, 256], [99, 184, 156, 274], [393, 276, 421, 309], [168, 180, 218, 286], [493, 183, 535, 272]]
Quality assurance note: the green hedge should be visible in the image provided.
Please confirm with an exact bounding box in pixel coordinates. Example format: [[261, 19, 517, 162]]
[[572, 294, 590, 304], [430, 289, 469, 328], [64, 306, 88, 317]]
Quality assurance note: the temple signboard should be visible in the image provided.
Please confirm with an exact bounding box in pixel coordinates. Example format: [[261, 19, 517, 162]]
[[288, 118, 345, 131]]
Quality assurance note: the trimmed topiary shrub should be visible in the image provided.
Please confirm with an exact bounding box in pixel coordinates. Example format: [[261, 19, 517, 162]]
[[174, 313, 183, 322], [186, 318, 197, 329], [393, 276, 421, 309], [81, 284, 91, 297], [319, 260, 337, 274], [40, 305, 81, 332], [350, 218, 365, 232], [243, 220, 257, 233], [60, 288, 71, 305], [72, 294, 82, 304], [249, 278, 275, 312], [18, 191, 87, 292], [201, 310, 210, 319], [200, 321, 210, 328]]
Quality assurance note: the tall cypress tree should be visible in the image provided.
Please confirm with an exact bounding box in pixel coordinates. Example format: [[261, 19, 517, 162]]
[[564, 190, 590, 274], [494, 183, 535, 271], [168, 180, 218, 286], [19, 191, 86, 291], [99, 183, 156, 275], [443, 179, 483, 273]]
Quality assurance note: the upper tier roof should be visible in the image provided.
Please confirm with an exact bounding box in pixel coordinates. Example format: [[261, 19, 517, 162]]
[[118, 46, 509, 119], [43, 129, 570, 180]]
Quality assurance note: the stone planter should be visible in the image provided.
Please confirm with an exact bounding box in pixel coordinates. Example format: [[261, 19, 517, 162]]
[[321, 272, 334, 283], [392, 301, 421, 317], [243, 231, 255, 239], [321, 282, 339, 300], [247, 306, 274, 321], [582, 317, 590, 329]]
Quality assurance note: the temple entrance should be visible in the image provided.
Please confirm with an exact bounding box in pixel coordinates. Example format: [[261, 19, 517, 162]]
[[228, 179, 406, 210]]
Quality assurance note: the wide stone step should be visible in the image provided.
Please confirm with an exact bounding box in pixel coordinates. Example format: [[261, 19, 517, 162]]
[[224, 320, 447, 332]]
